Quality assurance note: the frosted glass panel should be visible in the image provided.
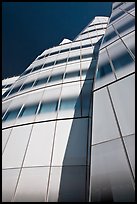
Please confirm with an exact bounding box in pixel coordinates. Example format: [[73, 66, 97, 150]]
[[14, 167, 49, 202], [91, 139, 135, 202], [2, 169, 20, 202], [23, 121, 56, 167], [2, 125, 32, 168]]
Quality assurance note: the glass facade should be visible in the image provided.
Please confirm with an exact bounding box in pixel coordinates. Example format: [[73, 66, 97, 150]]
[[2, 2, 135, 202]]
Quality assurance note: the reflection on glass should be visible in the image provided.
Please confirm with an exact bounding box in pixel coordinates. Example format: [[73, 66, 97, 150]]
[[65, 71, 80, 79], [91, 139, 135, 202], [55, 58, 67, 65], [3, 108, 20, 121], [96, 62, 113, 79], [20, 81, 34, 91], [116, 18, 135, 34], [38, 101, 58, 114], [111, 51, 133, 71], [49, 74, 63, 83], [103, 30, 118, 44], [110, 10, 125, 23], [68, 56, 80, 62], [59, 97, 80, 110], [34, 77, 48, 87], [8, 86, 21, 96], [43, 61, 55, 69], [19, 104, 38, 118]]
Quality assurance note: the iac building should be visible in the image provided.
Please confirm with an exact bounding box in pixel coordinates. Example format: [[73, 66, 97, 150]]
[[2, 2, 135, 202]]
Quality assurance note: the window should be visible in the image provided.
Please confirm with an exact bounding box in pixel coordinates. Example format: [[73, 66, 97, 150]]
[[103, 30, 118, 44], [68, 56, 80, 62], [81, 44, 92, 49], [8, 86, 21, 96], [48, 73, 63, 83], [110, 10, 125, 23], [59, 97, 81, 110], [96, 62, 113, 79], [21, 69, 32, 76], [19, 104, 38, 118], [2, 90, 10, 98], [38, 100, 58, 114], [65, 71, 80, 79], [43, 61, 55, 69], [55, 58, 67, 65], [113, 2, 123, 10], [49, 51, 59, 56], [32, 65, 43, 72], [82, 53, 93, 59], [116, 18, 135, 34], [125, 3, 135, 12], [60, 48, 70, 53], [20, 81, 34, 91], [37, 53, 48, 60], [34, 77, 48, 87], [2, 108, 20, 121], [111, 51, 134, 71], [70, 46, 80, 51]]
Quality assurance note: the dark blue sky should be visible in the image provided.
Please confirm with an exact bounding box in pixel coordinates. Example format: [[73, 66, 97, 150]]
[[2, 2, 112, 79]]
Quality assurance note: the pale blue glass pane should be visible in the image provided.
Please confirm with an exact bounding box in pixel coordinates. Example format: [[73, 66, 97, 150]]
[[19, 104, 38, 117], [60, 97, 81, 110], [3, 108, 20, 121], [38, 101, 58, 114]]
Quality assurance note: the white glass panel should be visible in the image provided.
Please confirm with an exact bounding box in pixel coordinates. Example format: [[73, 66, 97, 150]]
[[90, 139, 135, 202], [94, 49, 116, 90], [123, 134, 135, 177], [47, 166, 86, 202], [2, 169, 20, 202], [57, 82, 81, 119], [92, 87, 120, 145], [23, 121, 55, 167], [122, 31, 135, 56], [52, 118, 88, 166], [14, 167, 49, 202], [107, 39, 134, 79], [2, 128, 12, 152], [2, 124, 32, 168], [108, 74, 135, 136]]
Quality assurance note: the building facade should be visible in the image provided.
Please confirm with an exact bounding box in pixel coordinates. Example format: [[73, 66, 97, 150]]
[[2, 2, 135, 202]]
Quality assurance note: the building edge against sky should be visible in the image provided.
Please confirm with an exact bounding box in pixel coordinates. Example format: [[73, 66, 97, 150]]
[[2, 2, 135, 202]]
